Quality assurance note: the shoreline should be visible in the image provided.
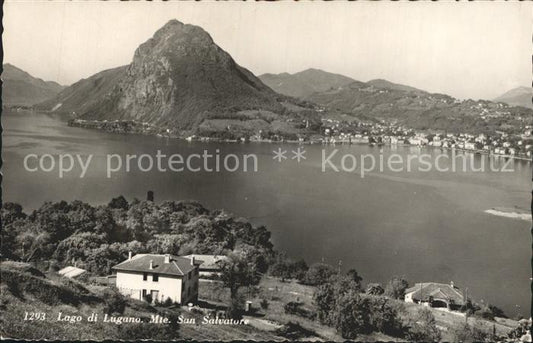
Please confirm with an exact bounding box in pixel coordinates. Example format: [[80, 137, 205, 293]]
[[9, 111, 531, 162]]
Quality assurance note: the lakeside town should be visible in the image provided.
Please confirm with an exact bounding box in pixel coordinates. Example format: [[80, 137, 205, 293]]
[[65, 114, 533, 162]]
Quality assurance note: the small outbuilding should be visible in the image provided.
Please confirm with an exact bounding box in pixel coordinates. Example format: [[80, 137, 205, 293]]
[[183, 254, 227, 279], [58, 266, 87, 279]]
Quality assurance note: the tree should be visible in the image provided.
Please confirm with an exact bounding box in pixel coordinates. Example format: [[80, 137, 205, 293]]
[[314, 281, 337, 324], [314, 274, 369, 326], [330, 289, 369, 339], [108, 195, 129, 210], [302, 263, 336, 286], [218, 247, 264, 317], [269, 254, 308, 281], [1, 202, 27, 225], [366, 297, 404, 337], [346, 269, 363, 291], [384, 276, 409, 300]]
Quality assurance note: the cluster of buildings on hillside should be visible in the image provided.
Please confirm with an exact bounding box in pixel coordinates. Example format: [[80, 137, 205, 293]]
[[62, 250, 469, 314], [321, 119, 533, 159]]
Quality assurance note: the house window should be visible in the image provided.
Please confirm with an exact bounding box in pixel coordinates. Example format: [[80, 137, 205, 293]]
[[142, 289, 147, 299], [143, 273, 148, 281], [153, 273, 159, 282]]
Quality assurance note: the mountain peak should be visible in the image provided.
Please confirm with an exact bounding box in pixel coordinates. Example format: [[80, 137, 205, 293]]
[[154, 19, 209, 39], [39, 19, 296, 133], [132, 19, 217, 66]]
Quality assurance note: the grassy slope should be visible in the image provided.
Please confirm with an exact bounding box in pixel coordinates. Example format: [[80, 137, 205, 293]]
[[1, 262, 517, 341], [199, 277, 518, 342], [0, 262, 282, 341]]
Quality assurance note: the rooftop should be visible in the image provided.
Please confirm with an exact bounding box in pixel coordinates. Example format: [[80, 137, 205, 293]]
[[183, 254, 227, 271], [58, 266, 87, 278], [406, 282, 465, 305], [112, 254, 198, 277]]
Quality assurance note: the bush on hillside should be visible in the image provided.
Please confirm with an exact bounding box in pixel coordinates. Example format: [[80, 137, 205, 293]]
[[103, 288, 126, 315], [314, 276, 405, 339], [404, 308, 442, 342], [274, 321, 317, 339], [284, 301, 314, 319], [384, 276, 409, 300], [451, 323, 488, 343], [301, 263, 336, 286]]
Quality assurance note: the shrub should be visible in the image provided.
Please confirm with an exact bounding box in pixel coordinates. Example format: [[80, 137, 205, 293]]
[[474, 303, 505, 321], [162, 297, 174, 307], [103, 288, 126, 315], [405, 308, 441, 342], [118, 316, 180, 340], [451, 323, 488, 343], [275, 321, 316, 339], [144, 294, 153, 304], [284, 301, 315, 319], [314, 277, 406, 339]]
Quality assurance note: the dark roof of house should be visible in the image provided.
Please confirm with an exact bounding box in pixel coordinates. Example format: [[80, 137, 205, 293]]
[[406, 283, 465, 305], [112, 254, 198, 277], [183, 254, 227, 271]]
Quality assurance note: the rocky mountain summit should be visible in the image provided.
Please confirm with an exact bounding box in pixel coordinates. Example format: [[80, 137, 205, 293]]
[[39, 20, 318, 138]]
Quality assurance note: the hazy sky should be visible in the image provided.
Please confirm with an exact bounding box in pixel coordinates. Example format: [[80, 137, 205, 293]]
[[3, 1, 532, 100]]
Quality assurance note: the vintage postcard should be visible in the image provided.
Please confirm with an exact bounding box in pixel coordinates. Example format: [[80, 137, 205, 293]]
[[1, 1, 532, 341]]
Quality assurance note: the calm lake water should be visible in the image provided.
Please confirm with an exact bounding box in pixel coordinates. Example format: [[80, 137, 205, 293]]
[[2, 110, 531, 316]]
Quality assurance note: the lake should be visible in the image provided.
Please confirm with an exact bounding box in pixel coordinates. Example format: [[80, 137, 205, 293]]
[[2, 110, 531, 316]]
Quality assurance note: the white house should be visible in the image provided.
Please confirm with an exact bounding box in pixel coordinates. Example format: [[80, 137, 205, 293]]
[[113, 253, 200, 305]]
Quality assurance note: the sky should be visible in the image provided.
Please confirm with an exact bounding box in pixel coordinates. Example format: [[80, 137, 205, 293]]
[[3, 1, 532, 100]]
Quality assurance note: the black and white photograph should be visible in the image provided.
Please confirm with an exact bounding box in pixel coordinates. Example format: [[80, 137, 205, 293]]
[[1, 1, 532, 341]]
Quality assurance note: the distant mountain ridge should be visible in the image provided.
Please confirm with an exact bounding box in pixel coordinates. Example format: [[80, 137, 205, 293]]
[[259, 69, 355, 98], [2, 64, 64, 106], [306, 80, 532, 135], [494, 86, 532, 109], [38, 20, 319, 138], [366, 79, 424, 93]]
